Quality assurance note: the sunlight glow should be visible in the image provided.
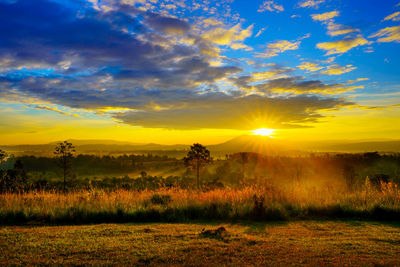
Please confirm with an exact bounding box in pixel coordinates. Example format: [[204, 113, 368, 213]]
[[252, 128, 275, 137]]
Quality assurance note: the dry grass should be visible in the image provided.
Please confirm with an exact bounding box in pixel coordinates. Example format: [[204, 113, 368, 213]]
[[1, 221, 400, 265], [1, 182, 400, 224]]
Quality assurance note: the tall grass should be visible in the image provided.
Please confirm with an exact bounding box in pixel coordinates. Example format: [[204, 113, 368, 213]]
[[1, 182, 400, 224]]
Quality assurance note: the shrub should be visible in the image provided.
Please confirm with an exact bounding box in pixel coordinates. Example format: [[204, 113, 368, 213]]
[[150, 193, 172, 205], [252, 194, 265, 219]]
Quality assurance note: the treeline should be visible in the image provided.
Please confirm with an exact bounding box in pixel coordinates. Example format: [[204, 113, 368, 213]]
[[1, 148, 400, 192], [3, 154, 178, 175]]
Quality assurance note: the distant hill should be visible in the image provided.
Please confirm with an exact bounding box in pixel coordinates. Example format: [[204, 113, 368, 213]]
[[310, 140, 400, 153], [49, 139, 143, 146], [0, 139, 189, 156], [1, 136, 400, 156], [208, 135, 292, 155]]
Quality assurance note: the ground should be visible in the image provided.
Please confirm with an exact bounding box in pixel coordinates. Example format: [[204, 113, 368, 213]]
[[1, 221, 400, 265]]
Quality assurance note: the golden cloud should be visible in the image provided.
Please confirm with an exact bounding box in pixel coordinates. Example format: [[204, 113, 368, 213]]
[[370, 26, 400, 43], [311, 11, 339, 21], [202, 23, 253, 46], [297, 62, 323, 72], [299, 0, 325, 8], [256, 40, 300, 58], [258, 1, 284, 13], [383, 11, 400, 21], [326, 22, 359, 36], [320, 64, 356, 75], [34, 105, 82, 118], [344, 78, 369, 85], [316, 36, 369, 55]]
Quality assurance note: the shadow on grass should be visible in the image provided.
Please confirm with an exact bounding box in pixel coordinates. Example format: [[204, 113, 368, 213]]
[[1, 204, 400, 227]]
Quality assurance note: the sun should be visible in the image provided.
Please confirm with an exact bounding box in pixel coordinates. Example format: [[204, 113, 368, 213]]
[[252, 128, 275, 137]]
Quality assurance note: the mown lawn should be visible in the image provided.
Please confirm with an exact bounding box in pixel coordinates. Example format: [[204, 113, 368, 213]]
[[1, 221, 400, 265]]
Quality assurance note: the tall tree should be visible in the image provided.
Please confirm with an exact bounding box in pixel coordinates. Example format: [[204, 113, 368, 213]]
[[183, 143, 212, 189], [54, 141, 75, 192]]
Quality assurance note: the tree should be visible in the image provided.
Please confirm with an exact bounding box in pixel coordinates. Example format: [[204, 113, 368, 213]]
[[54, 141, 75, 192], [183, 143, 212, 189], [343, 164, 356, 191], [237, 152, 249, 180], [0, 149, 7, 192], [0, 157, 28, 193], [6, 160, 28, 192], [0, 149, 7, 163]]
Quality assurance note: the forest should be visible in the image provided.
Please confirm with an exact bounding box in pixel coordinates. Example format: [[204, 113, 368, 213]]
[[0, 148, 399, 192]]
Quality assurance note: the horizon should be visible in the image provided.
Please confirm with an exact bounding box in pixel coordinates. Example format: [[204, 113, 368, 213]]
[[3, 137, 400, 147], [1, 0, 400, 145], [2, 134, 400, 147], [2, 135, 400, 156]]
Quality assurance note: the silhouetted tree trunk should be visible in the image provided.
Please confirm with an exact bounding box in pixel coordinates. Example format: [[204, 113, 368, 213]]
[[196, 159, 200, 189], [54, 141, 75, 193], [63, 158, 66, 192]]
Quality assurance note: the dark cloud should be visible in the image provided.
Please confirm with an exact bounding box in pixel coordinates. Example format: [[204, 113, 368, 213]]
[[0, 73, 353, 130], [231, 74, 362, 95], [145, 13, 191, 35], [112, 93, 353, 130], [258, 77, 362, 94]]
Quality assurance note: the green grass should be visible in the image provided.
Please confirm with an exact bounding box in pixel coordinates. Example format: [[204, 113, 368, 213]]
[[1, 221, 400, 265]]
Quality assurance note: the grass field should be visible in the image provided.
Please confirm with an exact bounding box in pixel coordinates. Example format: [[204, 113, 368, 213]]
[[1, 183, 400, 224], [1, 221, 400, 265]]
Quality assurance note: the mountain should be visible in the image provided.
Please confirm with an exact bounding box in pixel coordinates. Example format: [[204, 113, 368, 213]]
[[309, 140, 400, 153], [0, 139, 189, 156], [49, 139, 143, 146], [1, 136, 400, 156], [208, 135, 292, 155]]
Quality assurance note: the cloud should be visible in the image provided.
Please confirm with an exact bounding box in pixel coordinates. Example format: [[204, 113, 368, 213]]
[[326, 21, 359, 36], [256, 40, 300, 58], [319, 64, 356, 75], [255, 77, 363, 95], [33, 105, 81, 118], [230, 73, 363, 95], [201, 23, 253, 47], [369, 26, 400, 43], [255, 27, 267, 37], [258, 1, 284, 13], [1, 71, 358, 130], [311, 11, 339, 21], [383, 11, 400, 21], [297, 62, 323, 72], [311, 11, 359, 37], [316, 36, 369, 55], [0, 0, 248, 92], [229, 64, 294, 89], [144, 14, 190, 35], [0, 0, 367, 132], [112, 93, 353, 130], [345, 78, 369, 85], [298, 0, 325, 8]]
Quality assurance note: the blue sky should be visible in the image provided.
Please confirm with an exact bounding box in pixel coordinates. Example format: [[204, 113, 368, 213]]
[[0, 0, 399, 144]]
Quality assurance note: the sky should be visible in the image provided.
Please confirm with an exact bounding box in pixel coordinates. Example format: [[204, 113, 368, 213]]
[[0, 0, 399, 145]]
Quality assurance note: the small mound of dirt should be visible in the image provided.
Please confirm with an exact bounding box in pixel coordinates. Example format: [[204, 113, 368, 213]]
[[200, 226, 227, 238]]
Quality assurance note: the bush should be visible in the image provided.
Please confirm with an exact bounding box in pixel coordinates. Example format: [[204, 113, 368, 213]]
[[150, 193, 172, 205]]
